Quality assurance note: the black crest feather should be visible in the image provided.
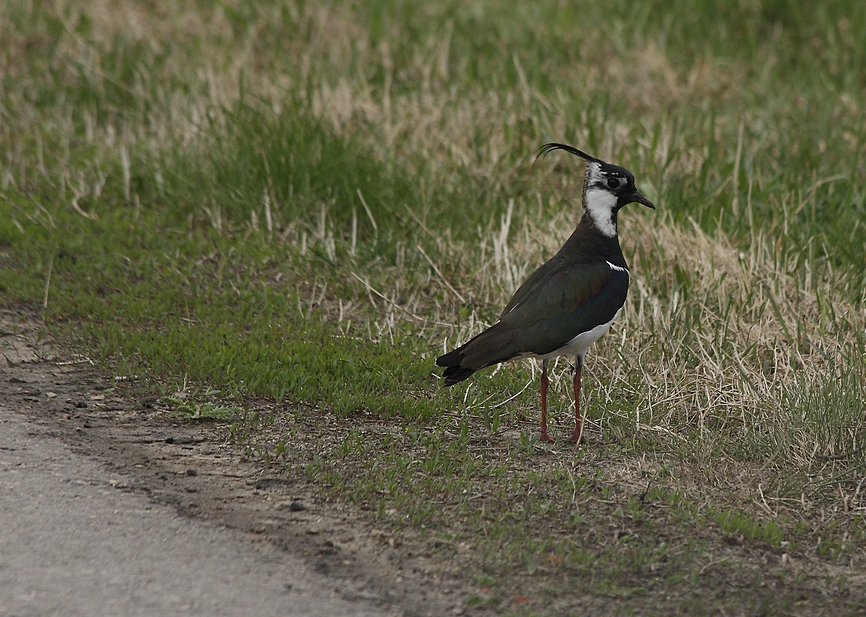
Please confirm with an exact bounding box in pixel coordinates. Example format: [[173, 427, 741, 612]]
[[536, 142, 603, 164]]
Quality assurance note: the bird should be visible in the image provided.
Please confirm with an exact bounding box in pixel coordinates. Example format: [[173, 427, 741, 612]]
[[436, 143, 655, 443]]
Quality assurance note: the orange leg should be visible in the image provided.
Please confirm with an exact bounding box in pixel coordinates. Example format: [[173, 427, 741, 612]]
[[567, 357, 585, 443], [540, 360, 554, 442]]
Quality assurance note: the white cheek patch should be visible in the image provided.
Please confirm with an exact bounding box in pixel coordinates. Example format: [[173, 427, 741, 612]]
[[584, 188, 617, 237]]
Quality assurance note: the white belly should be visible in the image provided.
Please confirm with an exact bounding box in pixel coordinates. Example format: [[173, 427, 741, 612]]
[[538, 308, 621, 361]]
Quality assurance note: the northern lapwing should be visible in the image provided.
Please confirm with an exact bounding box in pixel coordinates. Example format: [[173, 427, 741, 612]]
[[436, 143, 655, 443]]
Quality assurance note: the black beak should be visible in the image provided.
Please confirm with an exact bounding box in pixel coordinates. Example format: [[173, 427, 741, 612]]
[[631, 190, 655, 210]]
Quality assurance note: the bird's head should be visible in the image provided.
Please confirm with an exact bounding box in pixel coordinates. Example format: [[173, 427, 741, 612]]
[[537, 143, 655, 237]]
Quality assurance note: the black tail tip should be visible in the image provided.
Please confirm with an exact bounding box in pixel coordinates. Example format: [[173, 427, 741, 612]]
[[437, 349, 476, 385], [441, 365, 475, 386], [436, 351, 474, 385], [436, 348, 462, 368]]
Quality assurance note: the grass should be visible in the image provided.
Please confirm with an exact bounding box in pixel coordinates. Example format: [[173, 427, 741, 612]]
[[2, 0, 866, 614]]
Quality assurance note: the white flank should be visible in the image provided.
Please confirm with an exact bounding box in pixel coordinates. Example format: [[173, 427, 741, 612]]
[[606, 260, 628, 273], [539, 308, 622, 361], [584, 187, 618, 237]]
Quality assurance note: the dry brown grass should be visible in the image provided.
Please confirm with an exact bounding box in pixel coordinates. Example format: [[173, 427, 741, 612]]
[[16, 0, 861, 480], [6, 2, 866, 612]]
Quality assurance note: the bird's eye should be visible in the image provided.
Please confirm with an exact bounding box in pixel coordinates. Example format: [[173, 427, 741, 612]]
[[606, 177, 621, 189]]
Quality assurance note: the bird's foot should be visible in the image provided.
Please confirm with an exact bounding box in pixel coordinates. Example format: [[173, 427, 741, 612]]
[[539, 431, 555, 443], [565, 429, 586, 444]]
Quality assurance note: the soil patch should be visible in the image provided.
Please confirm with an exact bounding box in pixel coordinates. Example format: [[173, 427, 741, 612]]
[[1, 308, 463, 617]]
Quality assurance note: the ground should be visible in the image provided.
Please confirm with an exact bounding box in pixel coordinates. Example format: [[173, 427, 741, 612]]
[[1, 308, 466, 616], [4, 307, 866, 617], [3, 2, 866, 615]]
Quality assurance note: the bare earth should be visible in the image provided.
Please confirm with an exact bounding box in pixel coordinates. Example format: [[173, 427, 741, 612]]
[[4, 308, 866, 617], [0, 310, 461, 617]]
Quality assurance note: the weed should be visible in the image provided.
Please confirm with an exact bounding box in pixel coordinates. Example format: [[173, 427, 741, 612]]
[[3, 0, 866, 614]]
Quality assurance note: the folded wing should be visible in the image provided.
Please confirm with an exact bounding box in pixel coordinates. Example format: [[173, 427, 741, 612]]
[[436, 261, 628, 384]]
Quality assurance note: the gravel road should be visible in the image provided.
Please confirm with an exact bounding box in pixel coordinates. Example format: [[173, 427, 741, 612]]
[[0, 401, 390, 617], [0, 311, 454, 617]]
